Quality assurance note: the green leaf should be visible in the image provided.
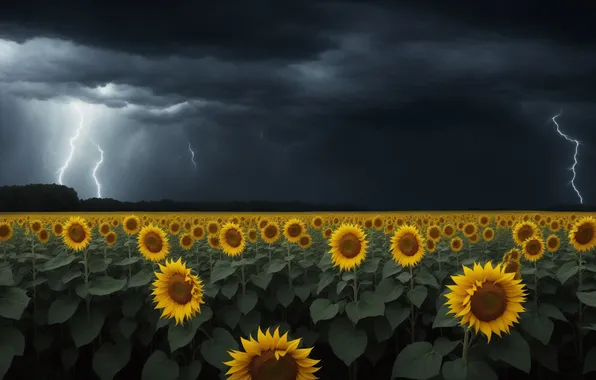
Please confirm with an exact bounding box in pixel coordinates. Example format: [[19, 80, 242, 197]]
[[433, 304, 458, 328], [122, 294, 144, 318], [69, 309, 105, 348], [385, 303, 410, 330], [360, 258, 381, 273], [375, 278, 404, 303], [433, 337, 459, 356], [392, 342, 442, 380], [118, 318, 137, 339], [373, 317, 394, 342], [200, 328, 239, 371], [407, 285, 428, 308], [178, 360, 202, 380], [0, 267, 15, 286], [382, 260, 402, 279], [328, 317, 367, 366], [310, 299, 339, 324], [48, 295, 80, 325], [520, 311, 554, 345], [396, 271, 412, 283], [113, 256, 140, 266], [442, 358, 467, 380], [40, 252, 76, 272], [584, 346, 596, 374], [0, 345, 14, 379], [141, 350, 179, 380], [577, 291, 596, 307], [92, 341, 131, 380], [276, 283, 295, 307], [218, 306, 241, 329], [538, 302, 567, 321], [0, 287, 30, 320], [89, 276, 127, 296], [345, 291, 385, 324], [556, 261, 579, 285], [467, 360, 497, 380], [168, 318, 200, 352], [220, 278, 239, 299], [209, 264, 236, 283], [250, 273, 272, 290], [62, 268, 82, 284], [489, 330, 531, 373], [237, 289, 258, 315], [128, 270, 154, 288], [415, 270, 440, 289], [265, 258, 287, 274], [294, 284, 311, 302], [238, 310, 261, 336], [61, 347, 79, 370], [0, 327, 25, 356], [316, 272, 335, 294]]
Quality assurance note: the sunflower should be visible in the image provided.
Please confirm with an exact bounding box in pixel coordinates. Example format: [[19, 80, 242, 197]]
[[426, 238, 436, 253], [329, 224, 368, 271], [568, 216, 596, 252], [247, 229, 258, 243], [482, 228, 495, 242], [478, 215, 490, 227], [522, 236, 545, 262], [179, 234, 194, 250], [30, 220, 43, 233], [442, 224, 456, 238], [311, 216, 324, 229], [99, 222, 111, 237], [207, 220, 220, 235], [152, 258, 204, 325], [549, 220, 560, 232], [427, 225, 441, 242], [298, 234, 312, 249], [445, 262, 527, 342], [384, 223, 395, 235], [373, 216, 384, 230], [462, 223, 477, 238], [512, 221, 539, 246], [123, 215, 141, 235], [450, 237, 463, 252], [219, 223, 246, 257], [224, 327, 320, 380], [504, 259, 522, 280], [505, 248, 521, 262], [261, 222, 281, 244], [105, 231, 117, 246], [62, 216, 92, 252], [469, 233, 479, 244], [390, 225, 425, 267], [283, 219, 306, 244], [189, 226, 204, 241], [208, 235, 221, 249], [546, 235, 560, 253], [52, 223, 64, 237], [0, 222, 13, 242], [259, 219, 270, 230], [138, 225, 170, 262], [111, 218, 120, 228], [37, 229, 50, 244]]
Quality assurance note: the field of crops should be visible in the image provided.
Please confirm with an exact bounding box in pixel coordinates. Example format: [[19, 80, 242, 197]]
[[0, 211, 595, 380]]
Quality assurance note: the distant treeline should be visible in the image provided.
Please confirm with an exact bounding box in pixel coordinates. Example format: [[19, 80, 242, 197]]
[[0, 184, 364, 212]]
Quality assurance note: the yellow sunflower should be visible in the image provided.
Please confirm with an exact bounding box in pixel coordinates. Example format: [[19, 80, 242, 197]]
[[546, 235, 560, 253], [549, 220, 560, 232], [482, 228, 495, 242], [98, 222, 111, 237], [442, 224, 456, 238], [450, 237, 463, 252], [207, 220, 220, 235], [224, 327, 320, 380], [283, 218, 306, 244], [0, 222, 13, 242], [105, 231, 117, 246], [261, 222, 281, 244], [390, 225, 425, 267], [208, 235, 221, 249], [138, 225, 170, 262], [192, 226, 205, 241], [445, 262, 527, 342], [179, 234, 194, 250], [311, 216, 324, 229], [323, 228, 333, 239], [62, 216, 92, 252], [152, 258, 204, 325], [52, 223, 64, 237], [329, 224, 368, 271], [522, 236, 545, 262], [37, 229, 50, 244], [123, 215, 141, 235], [426, 238, 436, 253], [478, 215, 490, 227], [462, 223, 477, 238], [568, 216, 596, 252], [219, 223, 246, 257], [247, 229, 258, 243], [30, 220, 43, 234], [298, 234, 312, 249], [512, 221, 539, 246], [427, 225, 441, 242], [504, 259, 522, 280]]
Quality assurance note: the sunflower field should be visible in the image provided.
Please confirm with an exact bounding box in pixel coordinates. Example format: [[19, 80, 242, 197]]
[[0, 212, 595, 380]]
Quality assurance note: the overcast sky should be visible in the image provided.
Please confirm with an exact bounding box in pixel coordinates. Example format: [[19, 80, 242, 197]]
[[1, 1, 596, 209]]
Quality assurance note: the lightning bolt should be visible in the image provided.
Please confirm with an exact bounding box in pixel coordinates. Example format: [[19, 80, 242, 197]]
[[188, 142, 197, 169], [92, 143, 104, 198], [552, 110, 583, 204], [56, 104, 84, 185]]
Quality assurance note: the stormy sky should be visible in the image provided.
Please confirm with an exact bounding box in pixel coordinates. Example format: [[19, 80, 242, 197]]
[[1, 0, 596, 209]]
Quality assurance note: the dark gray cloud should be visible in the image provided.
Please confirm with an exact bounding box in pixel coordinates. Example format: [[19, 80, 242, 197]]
[[0, 0, 595, 208]]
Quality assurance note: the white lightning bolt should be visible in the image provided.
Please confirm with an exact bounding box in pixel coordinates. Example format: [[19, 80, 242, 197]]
[[92, 143, 104, 198], [552, 110, 583, 204], [56, 104, 84, 185], [188, 142, 197, 169]]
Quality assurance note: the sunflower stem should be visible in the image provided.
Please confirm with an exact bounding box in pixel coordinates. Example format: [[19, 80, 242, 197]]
[[409, 265, 416, 343], [127, 236, 132, 282], [240, 253, 246, 296], [83, 247, 91, 321], [287, 242, 292, 288], [31, 239, 37, 303], [578, 250, 584, 362], [353, 267, 359, 303], [103, 245, 107, 276], [533, 261, 538, 310], [462, 328, 471, 364]]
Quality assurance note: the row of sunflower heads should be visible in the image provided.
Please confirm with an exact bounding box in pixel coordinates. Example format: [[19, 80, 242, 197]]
[[445, 261, 527, 343]]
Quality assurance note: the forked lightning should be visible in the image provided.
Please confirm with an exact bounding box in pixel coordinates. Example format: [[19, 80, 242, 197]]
[[188, 142, 197, 169], [552, 111, 583, 204], [56, 104, 84, 185], [92, 144, 104, 198]]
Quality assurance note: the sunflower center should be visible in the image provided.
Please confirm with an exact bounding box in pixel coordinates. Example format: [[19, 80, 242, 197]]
[[249, 231, 257, 240], [525, 240, 541, 255], [167, 274, 193, 305], [101, 225, 110, 234], [68, 224, 87, 243], [181, 236, 192, 246], [54, 224, 63, 234], [224, 229, 242, 247], [143, 232, 164, 253], [338, 233, 362, 258], [287, 224, 302, 237], [0, 225, 9, 237], [517, 226, 533, 242], [464, 225, 474, 235], [452, 240, 461, 249], [32, 222, 41, 231], [107, 233, 116, 244], [126, 219, 138, 230], [547, 238, 558, 249], [39, 230, 48, 240], [208, 224, 218, 234], [398, 233, 419, 256], [171, 224, 180, 232], [249, 350, 298, 380], [574, 223, 595, 245], [429, 228, 440, 239], [299, 236, 310, 246], [264, 226, 277, 239], [470, 281, 507, 322], [444, 226, 454, 236]]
